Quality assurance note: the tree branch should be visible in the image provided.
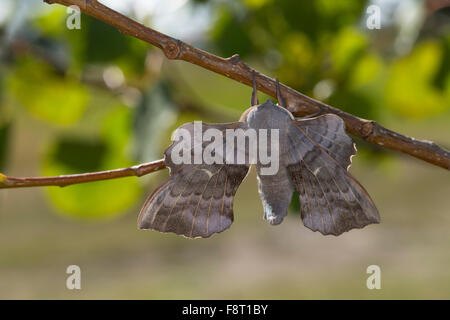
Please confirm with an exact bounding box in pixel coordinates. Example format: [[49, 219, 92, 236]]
[[40, 0, 449, 170], [3, 0, 448, 190], [0, 160, 166, 189]]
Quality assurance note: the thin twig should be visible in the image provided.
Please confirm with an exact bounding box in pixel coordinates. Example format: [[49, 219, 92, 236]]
[[41, 0, 449, 170], [0, 160, 166, 188]]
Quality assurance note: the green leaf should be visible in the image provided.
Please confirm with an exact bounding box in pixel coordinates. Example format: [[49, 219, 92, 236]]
[[33, 6, 67, 36], [42, 106, 142, 219], [50, 137, 107, 173], [331, 27, 367, 77], [8, 57, 89, 125], [348, 53, 385, 90], [279, 32, 315, 86], [69, 16, 148, 76], [386, 41, 449, 118], [43, 177, 141, 220], [211, 7, 253, 58]]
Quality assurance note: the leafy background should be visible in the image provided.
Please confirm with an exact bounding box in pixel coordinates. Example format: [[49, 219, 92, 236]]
[[0, 0, 449, 298]]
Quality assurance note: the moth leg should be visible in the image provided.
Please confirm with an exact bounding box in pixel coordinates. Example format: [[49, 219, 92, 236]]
[[276, 78, 287, 108], [251, 70, 259, 106]]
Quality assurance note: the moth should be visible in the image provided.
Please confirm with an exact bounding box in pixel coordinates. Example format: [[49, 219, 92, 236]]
[[138, 74, 380, 238]]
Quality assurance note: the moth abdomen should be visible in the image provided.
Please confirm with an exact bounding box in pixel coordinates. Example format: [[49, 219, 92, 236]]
[[256, 166, 294, 225]]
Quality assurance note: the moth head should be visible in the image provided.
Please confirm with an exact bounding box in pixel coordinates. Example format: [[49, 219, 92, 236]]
[[240, 99, 294, 125]]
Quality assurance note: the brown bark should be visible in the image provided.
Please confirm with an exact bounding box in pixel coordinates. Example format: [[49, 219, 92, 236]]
[[0, 160, 165, 188]]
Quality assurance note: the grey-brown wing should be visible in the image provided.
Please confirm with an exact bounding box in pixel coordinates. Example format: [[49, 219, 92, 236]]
[[285, 114, 380, 236], [138, 122, 250, 238], [292, 114, 356, 169]]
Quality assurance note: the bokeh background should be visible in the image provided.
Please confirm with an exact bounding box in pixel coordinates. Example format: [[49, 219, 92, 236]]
[[0, 0, 449, 299]]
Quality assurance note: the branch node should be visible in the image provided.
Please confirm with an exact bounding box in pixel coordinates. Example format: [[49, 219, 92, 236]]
[[163, 40, 182, 60], [361, 120, 375, 139], [228, 54, 241, 65], [130, 165, 144, 177]]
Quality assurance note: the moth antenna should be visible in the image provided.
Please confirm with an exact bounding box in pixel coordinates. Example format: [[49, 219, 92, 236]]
[[251, 70, 259, 106], [276, 78, 287, 108]]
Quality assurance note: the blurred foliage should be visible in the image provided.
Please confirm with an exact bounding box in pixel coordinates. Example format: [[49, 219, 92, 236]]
[[386, 40, 449, 117], [0, 68, 12, 170], [8, 57, 89, 125], [42, 105, 142, 218], [0, 0, 448, 220], [0, 121, 10, 170], [133, 81, 178, 162]]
